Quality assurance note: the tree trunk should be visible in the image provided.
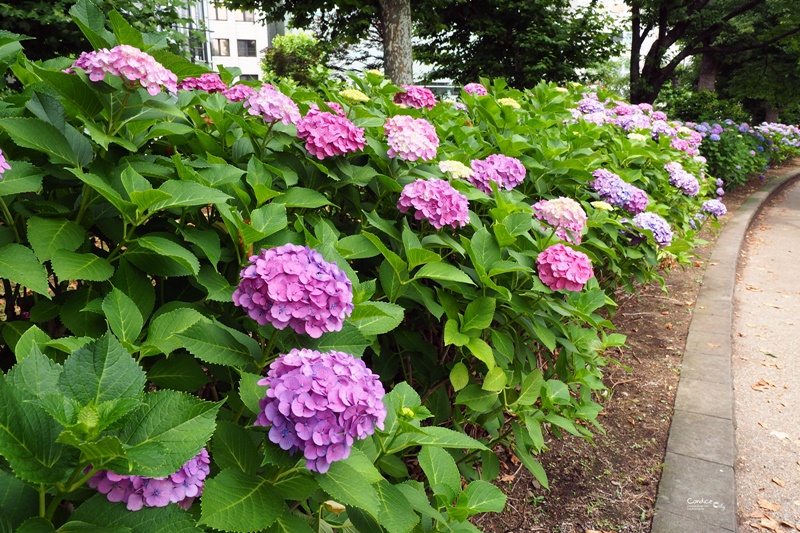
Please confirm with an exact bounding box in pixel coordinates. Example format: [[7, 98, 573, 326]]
[[697, 39, 718, 92], [378, 0, 413, 85], [629, 2, 642, 98], [764, 104, 784, 123]]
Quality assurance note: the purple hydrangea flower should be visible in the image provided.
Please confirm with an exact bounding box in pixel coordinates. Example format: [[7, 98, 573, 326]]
[[536, 244, 594, 292], [71, 44, 178, 95], [398, 179, 470, 229], [222, 84, 256, 102], [616, 113, 652, 131], [384, 115, 439, 161], [88, 449, 210, 511], [178, 73, 227, 93], [296, 108, 366, 160], [709, 133, 721, 141], [590, 169, 648, 213], [0, 148, 10, 177], [702, 199, 727, 217], [244, 85, 301, 125], [625, 187, 650, 214], [532, 197, 587, 244], [716, 187, 725, 196], [469, 154, 526, 194], [651, 111, 668, 121], [670, 137, 691, 153], [463, 83, 488, 96], [638, 103, 653, 113], [255, 348, 386, 473], [232, 244, 354, 338], [716, 178, 724, 187], [667, 169, 700, 196], [394, 85, 436, 109], [576, 93, 606, 114], [632, 212, 673, 247]]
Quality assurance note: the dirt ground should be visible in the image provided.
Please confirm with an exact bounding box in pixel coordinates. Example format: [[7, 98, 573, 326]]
[[474, 169, 789, 533]]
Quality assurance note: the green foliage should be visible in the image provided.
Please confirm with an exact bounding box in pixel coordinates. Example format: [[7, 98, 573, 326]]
[[261, 32, 331, 87], [656, 88, 750, 123]]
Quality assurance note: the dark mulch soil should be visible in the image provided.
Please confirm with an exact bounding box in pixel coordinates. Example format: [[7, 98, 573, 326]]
[[475, 166, 796, 533]]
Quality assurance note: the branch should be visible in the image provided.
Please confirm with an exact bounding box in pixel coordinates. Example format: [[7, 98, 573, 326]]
[[695, 25, 800, 54]]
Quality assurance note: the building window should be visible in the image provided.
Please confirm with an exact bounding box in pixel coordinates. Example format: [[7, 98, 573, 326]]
[[211, 38, 230, 57], [237, 39, 257, 57], [240, 74, 259, 81], [210, 4, 227, 20], [235, 10, 255, 22]]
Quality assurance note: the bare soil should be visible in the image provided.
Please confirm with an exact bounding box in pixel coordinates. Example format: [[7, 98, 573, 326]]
[[475, 168, 791, 533]]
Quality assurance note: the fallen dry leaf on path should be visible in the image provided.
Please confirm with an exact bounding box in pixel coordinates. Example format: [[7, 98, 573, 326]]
[[759, 516, 781, 531], [708, 342, 720, 348], [498, 474, 515, 483], [773, 477, 786, 487], [758, 499, 781, 512], [747, 285, 763, 292], [753, 379, 776, 392], [765, 303, 783, 309]]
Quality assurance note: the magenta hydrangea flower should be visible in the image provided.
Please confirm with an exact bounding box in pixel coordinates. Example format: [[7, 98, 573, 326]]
[[532, 197, 587, 244], [702, 199, 727, 217], [178, 73, 227, 93], [88, 449, 210, 511], [384, 115, 439, 161], [0, 148, 10, 177], [536, 244, 594, 292], [71, 44, 178, 95], [244, 85, 301, 125], [232, 244, 354, 338], [469, 154, 526, 194], [296, 108, 366, 160], [398, 179, 470, 229], [632, 212, 673, 247], [463, 83, 488, 96], [255, 348, 387, 474], [393, 85, 436, 109], [222, 84, 256, 102]]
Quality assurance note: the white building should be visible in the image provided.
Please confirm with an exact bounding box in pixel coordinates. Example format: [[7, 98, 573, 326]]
[[184, 1, 284, 80]]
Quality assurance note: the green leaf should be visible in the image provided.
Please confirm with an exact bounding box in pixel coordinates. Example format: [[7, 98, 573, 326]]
[[348, 301, 404, 336], [273, 187, 332, 208], [31, 65, 104, 118], [513, 446, 549, 489], [150, 181, 232, 211], [451, 480, 506, 521], [136, 236, 200, 276], [211, 421, 259, 475], [177, 322, 254, 368], [515, 370, 543, 406], [300, 322, 370, 357], [544, 379, 571, 405], [27, 216, 86, 262], [196, 265, 235, 302], [71, 494, 200, 532], [466, 337, 495, 369], [239, 372, 267, 415], [335, 235, 380, 260], [142, 308, 205, 356], [0, 118, 81, 166], [102, 289, 144, 347], [418, 446, 460, 501], [180, 227, 221, 267], [5, 346, 62, 398], [455, 385, 499, 411], [111, 260, 155, 320], [60, 333, 146, 406], [67, 170, 136, 222], [389, 426, 488, 452], [13, 326, 51, 362], [147, 353, 210, 392], [444, 319, 470, 347], [51, 250, 114, 282], [0, 161, 45, 197], [482, 366, 507, 392], [531, 319, 557, 352], [414, 262, 474, 285], [68, 0, 114, 50], [461, 297, 495, 332], [0, 469, 39, 530], [0, 244, 51, 297], [449, 362, 469, 391], [264, 514, 314, 533], [375, 479, 419, 533], [315, 461, 380, 518], [199, 469, 283, 532], [149, 49, 210, 80], [248, 203, 288, 241], [108, 10, 145, 48], [341, 448, 383, 484], [56, 432, 127, 467]]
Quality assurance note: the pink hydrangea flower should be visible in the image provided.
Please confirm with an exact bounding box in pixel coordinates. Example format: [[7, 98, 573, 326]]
[[651, 111, 668, 121], [296, 108, 366, 159], [463, 83, 488, 96], [255, 348, 386, 473], [469, 154, 526, 194], [244, 85, 301, 125], [222, 84, 256, 102], [537, 244, 594, 292], [394, 85, 437, 109], [178, 73, 227, 93], [670, 137, 691, 153], [71, 44, 178, 95], [398, 179, 470, 229], [532, 197, 587, 244], [384, 115, 439, 161], [0, 148, 10, 177], [232, 244, 354, 338]]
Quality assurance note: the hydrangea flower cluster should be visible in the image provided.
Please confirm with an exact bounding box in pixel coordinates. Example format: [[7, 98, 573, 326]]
[[384, 115, 439, 161], [498, 98, 521, 109], [394, 85, 437, 109], [632, 212, 673, 247], [0, 148, 10, 177], [576, 93, 606, 114], [532, 197, 587, 244], [296, 108, 366, 160], [463, 83, 488, 96], [71, 45, 177, 95], [88, 449, 210, 511], [439, 160, 473, 180], [339, 89, 369, 103], [255, 348, 386, 474], [232, 244, 354, 338], [590, 169, 649, 214], [469, 154, 526, 194], [536, 244, 594, 292], [177, 73, 227, 93], [663, 163, 700, 196], [398, 179, 470, 229], [702, 199, 727, 217], [244, 85, 301, 125], [222, 84, 256, 102]]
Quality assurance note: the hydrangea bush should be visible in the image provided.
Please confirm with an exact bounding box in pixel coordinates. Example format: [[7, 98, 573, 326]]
[[1, 5, 796, 532]]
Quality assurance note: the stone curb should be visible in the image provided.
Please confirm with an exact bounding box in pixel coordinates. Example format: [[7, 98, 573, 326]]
[[651, 168, 800, 533]]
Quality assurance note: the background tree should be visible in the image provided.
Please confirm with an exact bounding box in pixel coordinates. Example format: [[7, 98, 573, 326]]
[[261, 31, 331, 86]]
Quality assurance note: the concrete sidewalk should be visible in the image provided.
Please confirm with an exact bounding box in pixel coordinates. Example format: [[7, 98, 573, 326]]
[[651, 166, 800, 533]]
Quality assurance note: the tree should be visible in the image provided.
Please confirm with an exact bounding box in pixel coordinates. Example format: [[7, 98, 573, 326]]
[[414, 0, 623, 87], [626, 0, 800, 103]]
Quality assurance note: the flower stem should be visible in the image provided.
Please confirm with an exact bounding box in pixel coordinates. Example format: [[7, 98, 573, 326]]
[[0, 196, 20, 242]]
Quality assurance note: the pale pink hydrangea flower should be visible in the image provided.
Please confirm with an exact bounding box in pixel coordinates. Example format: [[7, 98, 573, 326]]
[[384, 115, 439, 161], [244, 85, 301, 125], [394, 85, 437, 109], [537, 244, 594, 292], [463, 83, 488, 96], [398, 179, 470, 229], [296, 108, 366, 159], [222, 84, 256, 102], [469, 154, 526, 194], [439, 160, 473, 180], [0, 148, 10, 177], [178, 73, 227, 93], [71, 44, 177, 95], [532, 197, 587, 244]]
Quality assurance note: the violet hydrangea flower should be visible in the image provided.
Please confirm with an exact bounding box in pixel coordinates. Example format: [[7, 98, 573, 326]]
[[398, 179, 470, 229], [244, 85, 301, 125], [255, 348, 387, 474], [393, 85, 436, 109], [0, 148, 10, 177], [664, 163, 700, 196], [233, 244, 354, 338], [590, 169, 649, 214], [632, 212, 673, 247], [296, 108, 366, 160], [178, 73, 227, 93], [463, 83, 488, 96], [222, 84, 256, 102], [702, 199, 727, 217], [536, 243, 594, 292], [384, 115, 439, 161], [71, 44, 178, 95], [532, 197, 587, 244], [469, 154, 526, 194], [88, 449, 210, 511]]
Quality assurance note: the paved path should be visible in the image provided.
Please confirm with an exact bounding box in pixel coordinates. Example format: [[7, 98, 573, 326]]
[[651, 166, 800, 533]]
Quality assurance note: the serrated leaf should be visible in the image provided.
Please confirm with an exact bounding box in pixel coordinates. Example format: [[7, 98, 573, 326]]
[[264, 514, 315, 533], [455, 385, 499, 411], [461, 297, 495, 332], [5, 346, 62, 398], [199, 469, 283, 532], [26, 217, 85, 262], [515, 370, 543, 406], [315, 461, 380, 517], [0, 118, 80, 166], [180, 227, 221, 266], [388, 426, 488, 452], [513, 446, 549, 489], [0, 468, 39, 530], [71, 494, 200, 532], [108, 10, 144, 48], [414, 262, 474, 285], [137, 236, 199, 276], [418, 446, 460, 501], [444, 319, 470, 347], [375, 479, 419, 533], [196, 265, 234, 302], [111, 260, 155, 320], [51, 250, 114, 282], [147, 354, 210, 392], [68, 170, 136, 221], [451, 480, 506, 521], [68, 0, 114, 50], [142, 308, 205, 356], [348, 301, 404, 336], [0, 243, 51, 297], [299, 322, 370, 357], [177, 322, 253, 368], [239, 372, 267, 415], [150, 181, 232, 211], [273, 187, 332, 208], [57, 432, 127, 467], [212, 421, 259, 475], [31, 65, 105, 118], [0, 160, 45, 196], [13, 326, 51, 362], [341, 448, 383, 484], [102, 289, 144, 347]]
